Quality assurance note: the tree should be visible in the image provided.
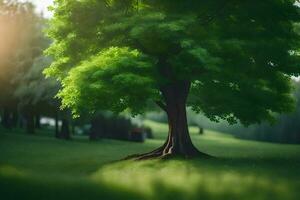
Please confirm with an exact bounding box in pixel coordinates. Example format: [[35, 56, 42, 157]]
[[0, 1, 63, 136], [14, 55, 60, 134], [0, 0, 26, 128], [0, 0, 45, 130], [44, 0, 300, 159]]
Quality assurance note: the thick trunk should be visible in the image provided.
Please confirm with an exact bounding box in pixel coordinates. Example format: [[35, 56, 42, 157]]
[[162, 101, 200, 157], [126, 81, 210, 160]]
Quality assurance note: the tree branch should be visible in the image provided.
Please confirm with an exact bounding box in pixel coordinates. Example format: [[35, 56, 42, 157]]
[[155, 101, 167, 112], [198, 1, 229, 25]]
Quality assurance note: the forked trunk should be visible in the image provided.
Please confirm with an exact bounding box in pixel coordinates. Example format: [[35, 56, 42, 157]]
[[126, 81, 210, 160]]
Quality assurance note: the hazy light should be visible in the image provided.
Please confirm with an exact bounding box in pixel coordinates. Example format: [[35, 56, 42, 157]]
[[19, 0, 54, 18]]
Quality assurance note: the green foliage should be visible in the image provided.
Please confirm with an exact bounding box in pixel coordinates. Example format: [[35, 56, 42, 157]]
[[45, 0, 300, 125], [206, 81, 300, 143], [14, 56, 58, 107], [50, 47, 158, 116]]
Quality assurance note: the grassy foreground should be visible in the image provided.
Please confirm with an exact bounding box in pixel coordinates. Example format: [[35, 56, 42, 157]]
[[0, 121, 300, 200]]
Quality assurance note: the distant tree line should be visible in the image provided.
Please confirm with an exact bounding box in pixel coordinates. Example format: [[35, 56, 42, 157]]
[[0, 1, 152, 143], [0, 1, 70, 138], [184, 81, 300, 144], [0, 0, 151, 142], [224, 82, 300, 144]]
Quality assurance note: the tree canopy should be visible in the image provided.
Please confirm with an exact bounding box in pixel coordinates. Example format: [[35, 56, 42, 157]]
[[45, 0, 300, 126]]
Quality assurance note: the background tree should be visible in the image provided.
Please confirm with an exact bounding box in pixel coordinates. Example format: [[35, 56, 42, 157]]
[[0, 0, 27, 128], [14, 55, 60, 134], [211, 80, 300, 144], [0, 0, 46, 131], [44, 0, 300, 159]]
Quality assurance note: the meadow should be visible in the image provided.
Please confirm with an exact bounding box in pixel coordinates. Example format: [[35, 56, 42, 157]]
[[0, 120, 300, 200]]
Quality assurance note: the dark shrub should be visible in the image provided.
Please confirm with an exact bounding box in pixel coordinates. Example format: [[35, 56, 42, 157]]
[[144, 126, 154, 139], [108, 116, 131, 140], [90, 114, 132, 141], [130, 128, 146, 142], [199, 127, 204, 135]]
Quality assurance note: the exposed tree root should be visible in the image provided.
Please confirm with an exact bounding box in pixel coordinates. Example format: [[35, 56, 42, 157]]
[[124, 142, 212, 161]]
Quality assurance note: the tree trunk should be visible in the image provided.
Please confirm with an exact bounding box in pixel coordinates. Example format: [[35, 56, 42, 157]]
[[26, 112, 35, 134], [12, 110, 19, 128], [59, 119, 71, 140], [127, 81, 210, 160], [55, 111, 59, 138], [1, 108, 11, 129], [35, 114, 41, 129], [162, 100, 201, 157], [71, 120, 75, 135]]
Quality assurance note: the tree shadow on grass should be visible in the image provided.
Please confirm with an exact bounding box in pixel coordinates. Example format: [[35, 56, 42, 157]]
[[90, 156, 300, 200], [0, 173, 144, 200], [1, 155, 299, 200]]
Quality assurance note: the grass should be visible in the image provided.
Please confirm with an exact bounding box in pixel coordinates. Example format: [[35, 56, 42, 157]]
[[0, 121, 300, 200]]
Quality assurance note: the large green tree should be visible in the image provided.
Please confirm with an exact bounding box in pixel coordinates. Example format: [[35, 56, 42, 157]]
[[45, 0, 300, 159]]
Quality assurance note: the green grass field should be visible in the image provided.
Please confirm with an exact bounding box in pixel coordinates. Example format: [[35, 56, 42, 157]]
[[1, 120, 300, 200]]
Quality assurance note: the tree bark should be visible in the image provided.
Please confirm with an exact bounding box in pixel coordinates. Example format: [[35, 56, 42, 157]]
[[162, 98, 201, 157], [126, 81, 210, 160]]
